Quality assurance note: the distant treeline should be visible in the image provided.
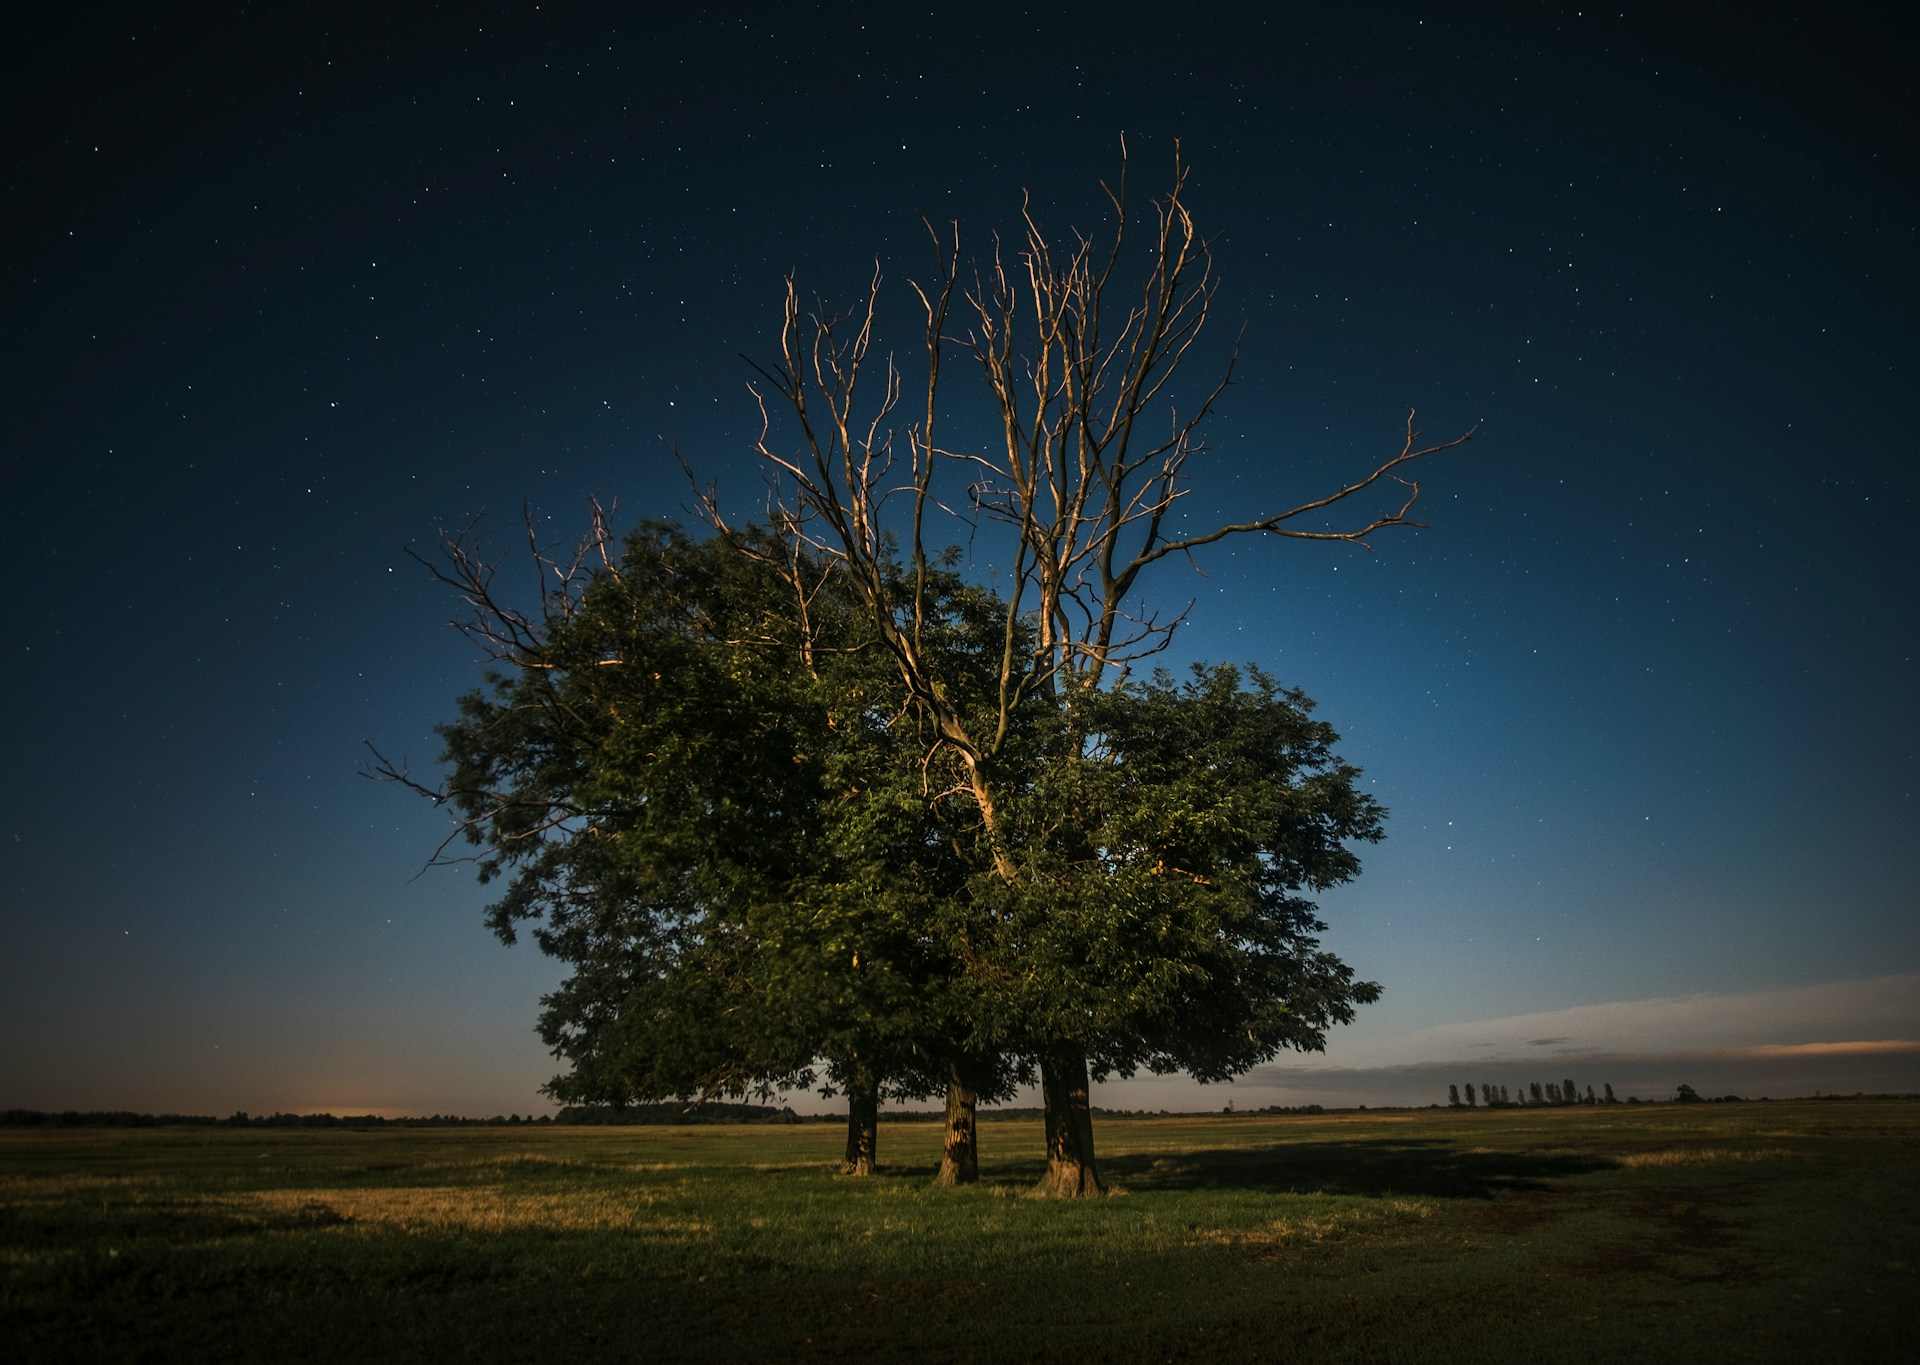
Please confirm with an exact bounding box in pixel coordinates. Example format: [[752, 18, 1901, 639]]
[[1439, 1082, 1920, 1108], [1447, 1080, 1617, 1108], [556, 1103, 803, 1125], [0, 1105, 807, 1129], [0, 1109, 558, 1129], [1, 1101, 1328, 1129], [12, 1095, 1907, 1130]]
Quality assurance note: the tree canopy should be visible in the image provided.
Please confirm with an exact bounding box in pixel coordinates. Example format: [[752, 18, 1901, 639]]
[[386, 522, 1030, 1170], [383, 517, 1389, 1186], [956, 662, 1385, 1082]]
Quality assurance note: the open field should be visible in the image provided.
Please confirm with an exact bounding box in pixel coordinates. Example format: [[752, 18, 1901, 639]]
[[3, 1101, 1915, 1361]]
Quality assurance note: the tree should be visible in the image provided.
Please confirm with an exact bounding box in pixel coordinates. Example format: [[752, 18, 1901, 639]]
[[1530, 1081, 1545, 1105], [1448, 1084, 1460, 1107], [989, 664, 1385, 1100], [1563, 1077, 1578, 1105], [709, 140, 1472, 1195], [1463, 1082, 1475, 1108], [1603, 1082, 1617, 1104], [373, 518, 1021, 1178], [1675, 1083, 1702, 1103]]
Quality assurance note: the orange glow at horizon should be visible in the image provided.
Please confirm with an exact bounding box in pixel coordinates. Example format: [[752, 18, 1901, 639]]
[[1738, 1040, 1920, 1059]]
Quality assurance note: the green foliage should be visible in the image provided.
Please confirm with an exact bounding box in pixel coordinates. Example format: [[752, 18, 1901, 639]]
[[431, 523, 1011, 1109], [415, 522, 1386, 1126], [969, 663, 1383, 1083]]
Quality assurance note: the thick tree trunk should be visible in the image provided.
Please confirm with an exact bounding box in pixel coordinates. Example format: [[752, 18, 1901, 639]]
[[842, 1072, 879, 1176], [1035, 1043, 1106, 1197], [932, 1063, 980, 1186]]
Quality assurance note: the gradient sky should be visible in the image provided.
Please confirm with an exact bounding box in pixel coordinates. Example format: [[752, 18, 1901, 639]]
[[6, 5, 1915, 1117]]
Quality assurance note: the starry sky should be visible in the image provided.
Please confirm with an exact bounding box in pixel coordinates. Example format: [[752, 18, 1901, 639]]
[[6, 4, 1916, 1117]]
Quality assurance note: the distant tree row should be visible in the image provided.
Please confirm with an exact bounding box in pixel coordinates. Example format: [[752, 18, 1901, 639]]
[[1450, 1089, 1917, 1108], [1447, 1080, 1618, 1108], [2, 1101, 1340, 1130], [0, 1105, 821, 1129], [0, 1109, 565, 1129], [552, 1103, 803, 1125]]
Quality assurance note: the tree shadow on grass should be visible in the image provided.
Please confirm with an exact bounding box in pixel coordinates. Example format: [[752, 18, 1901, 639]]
[[1111, 1137, 1618, 1198], [0, 1197, 351, 1248], [966, 1137, 1616, 1200]]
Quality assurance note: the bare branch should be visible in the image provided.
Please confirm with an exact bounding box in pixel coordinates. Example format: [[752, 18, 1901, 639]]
[[1131, 413, 1479, 569], [717, 143, 1474, 879]]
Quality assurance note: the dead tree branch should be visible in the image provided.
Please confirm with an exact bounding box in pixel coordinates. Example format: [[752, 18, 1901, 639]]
[[708, 139, 1476, 872]]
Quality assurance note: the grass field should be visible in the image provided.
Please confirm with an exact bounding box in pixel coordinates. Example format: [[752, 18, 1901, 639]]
[[3, 1101, 1915, 1361]]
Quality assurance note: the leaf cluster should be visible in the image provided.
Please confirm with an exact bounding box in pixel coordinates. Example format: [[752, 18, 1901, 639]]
[[975, 663, 1385, 1082], [431, 523, 1020, 1107]]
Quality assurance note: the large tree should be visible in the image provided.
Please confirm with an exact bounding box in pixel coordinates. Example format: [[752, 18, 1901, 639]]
[[383, 144, 1465, 1197], [710, 140, 1471, 1193], [964, 662, 1384, 1180], [374, 517, 1022, 1176]]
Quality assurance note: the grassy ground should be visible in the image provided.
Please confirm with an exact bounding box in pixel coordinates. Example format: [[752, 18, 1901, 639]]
[[3, 1101, 1915, 1361]]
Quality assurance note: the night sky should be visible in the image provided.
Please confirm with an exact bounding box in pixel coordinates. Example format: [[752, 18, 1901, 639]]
[[7, 4, 1916, 1117]]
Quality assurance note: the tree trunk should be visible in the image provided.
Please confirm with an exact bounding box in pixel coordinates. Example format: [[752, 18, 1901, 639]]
[[842, 1072, 879, 1176], [1035, 1043, 1105, 1197], [932, 1063, 980, 1186]]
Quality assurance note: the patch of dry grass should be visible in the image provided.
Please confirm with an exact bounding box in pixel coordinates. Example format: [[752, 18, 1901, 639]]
[[1196, 1197, 1436, 1253], [1616, 1147, 1797, 1168], [241, 1185, 697, 1234], [0, 1173, 162, 1199]]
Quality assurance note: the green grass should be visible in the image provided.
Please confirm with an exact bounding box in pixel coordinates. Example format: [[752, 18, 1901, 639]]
[[4, 1101, 1916, 1361]]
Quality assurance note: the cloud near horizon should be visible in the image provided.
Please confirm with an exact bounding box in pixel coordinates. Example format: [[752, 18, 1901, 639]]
[[1735, 1040, 1920, 1059], [1186, 973, 1920, 1105], [1291, 973, 1920, 1066]]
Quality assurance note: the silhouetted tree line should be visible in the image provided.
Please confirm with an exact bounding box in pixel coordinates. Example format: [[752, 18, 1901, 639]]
[[3, 1101, 1348, 1130], [0, 1109, 576, 1129], [555, 1103, 803, 1125], [1443, 1080, 1805, 1108], [0, 1107, 882, 1129], [1447, 1079, 1618, 1108]]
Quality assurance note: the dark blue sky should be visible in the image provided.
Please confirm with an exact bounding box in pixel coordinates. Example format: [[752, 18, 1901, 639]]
[[6, 4, 1916, 1114]]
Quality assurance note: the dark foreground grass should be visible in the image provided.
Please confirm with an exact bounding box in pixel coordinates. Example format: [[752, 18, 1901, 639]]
[[3, 1101, 1916, 1361]]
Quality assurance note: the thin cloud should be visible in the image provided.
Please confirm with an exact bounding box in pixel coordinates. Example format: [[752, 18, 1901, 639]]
[[1188, 973, 1920, 1107], [1290, 972, 1920, 1074], [1736, 1040, 1920, 1059]]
